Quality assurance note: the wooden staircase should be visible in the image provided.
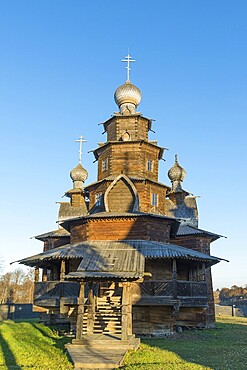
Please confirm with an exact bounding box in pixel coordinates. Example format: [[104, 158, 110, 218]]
[[68, 295, 140, 368], [67, 334, 140, 369], [83, 296, 121, 335]]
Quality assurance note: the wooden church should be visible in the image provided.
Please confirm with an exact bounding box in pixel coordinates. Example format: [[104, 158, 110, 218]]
[[17, 55, 225, 341]]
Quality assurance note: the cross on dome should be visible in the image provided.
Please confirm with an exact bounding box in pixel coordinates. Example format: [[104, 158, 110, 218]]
[[75, 136, 87, 164], [121, 53, 136, 82]]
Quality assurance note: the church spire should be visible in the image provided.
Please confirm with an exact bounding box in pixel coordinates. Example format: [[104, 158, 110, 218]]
[[114, 53, 142, 115], [121, 53, 136, 82], [75, 136, 87, 165], [70, 136, 88, 189], [65, 137, 88, 209], [168, 155, 186, 193]]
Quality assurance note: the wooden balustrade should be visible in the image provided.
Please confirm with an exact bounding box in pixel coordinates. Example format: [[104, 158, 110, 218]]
[[133, 280, 207, 299], [34, 281, 59, 300]]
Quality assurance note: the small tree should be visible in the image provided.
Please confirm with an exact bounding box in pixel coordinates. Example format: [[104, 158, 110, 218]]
[[219, 287, 230, 302]]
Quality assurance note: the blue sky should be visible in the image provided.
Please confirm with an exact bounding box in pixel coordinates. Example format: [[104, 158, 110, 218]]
[[0, 1, 246, 289]]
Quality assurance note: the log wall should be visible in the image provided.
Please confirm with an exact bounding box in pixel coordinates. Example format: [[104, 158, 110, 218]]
[[105, 115, 150, 142], [132, 305, 174, 335], [97, 142, 161, 182], [44, 237, 70, 252], [70, 216, 171, 243]]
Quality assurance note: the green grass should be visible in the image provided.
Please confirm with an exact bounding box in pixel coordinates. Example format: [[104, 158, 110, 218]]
[[122, 316, 247, 369], [0, 320, 73, 369], [0, 317, 246, 369]]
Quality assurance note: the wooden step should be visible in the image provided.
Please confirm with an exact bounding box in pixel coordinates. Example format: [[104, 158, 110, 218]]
[[70, 335, 140, 349], [67, 347, 126, 369], [82, 297, 122, 335], [66, 339, 133, 368]]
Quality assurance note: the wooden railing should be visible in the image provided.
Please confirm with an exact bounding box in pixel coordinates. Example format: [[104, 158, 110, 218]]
[[34, 280, 207, 305], [177, 281, 207, 297], [133, 280, 207, 299], [34, 281, 60, 300]]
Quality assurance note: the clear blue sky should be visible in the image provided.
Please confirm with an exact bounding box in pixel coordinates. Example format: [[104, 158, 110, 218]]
[[0, 1, 246, 289]]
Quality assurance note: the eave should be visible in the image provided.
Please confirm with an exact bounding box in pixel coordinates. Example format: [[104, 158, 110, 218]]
[[99, 113, 153, 133], [175, 224, 226, 242], [13, 239, 227, 270], [58, 211, 179, 233], [92, 140, 164, 161]]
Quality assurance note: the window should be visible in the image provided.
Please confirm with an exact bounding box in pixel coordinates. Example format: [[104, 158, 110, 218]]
[[147, 159, 153, 172], [102, 158, 108, 171], [95, 193, 102, 206], [151, 193, 158, 207]]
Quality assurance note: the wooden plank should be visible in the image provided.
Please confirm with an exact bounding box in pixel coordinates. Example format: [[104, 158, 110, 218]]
[[76, 282, 85, 340], [121, 283, 128, 341], [87, 283, 95, 335], [127, 283, 132, 336]]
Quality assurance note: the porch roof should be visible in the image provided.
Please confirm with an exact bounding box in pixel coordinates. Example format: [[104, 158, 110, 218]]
[[14, 240, 225, 280]]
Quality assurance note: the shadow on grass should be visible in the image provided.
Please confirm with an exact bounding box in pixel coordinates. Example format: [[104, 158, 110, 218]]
[[122, 321, 247, 370], [121, 362, 177, 369], [30, 322, 72, 350], [0, 331, 21, 369]]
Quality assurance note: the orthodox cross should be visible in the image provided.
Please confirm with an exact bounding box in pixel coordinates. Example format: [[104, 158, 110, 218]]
[[75, 136, 87, 164], [121, 53, 135, 81]]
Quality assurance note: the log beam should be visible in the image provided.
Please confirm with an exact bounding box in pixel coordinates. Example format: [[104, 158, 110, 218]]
[[76, 282, 85, 340], [34, 267, 39, 282], [87, 283, 95, 335], [127, 282, 132, 336], [121, 282, 128, 340], [172, 259, 177, 299], [60, 260, 66, 281]]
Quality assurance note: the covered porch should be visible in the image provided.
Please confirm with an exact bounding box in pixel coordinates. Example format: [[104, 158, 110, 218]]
[[15, 239, 223, 335]]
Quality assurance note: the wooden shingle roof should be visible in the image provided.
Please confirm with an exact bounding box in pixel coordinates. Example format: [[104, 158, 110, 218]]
[[176, 224, 225, 241], [15, 240, 225, 280], [34, 228, 70, 241]]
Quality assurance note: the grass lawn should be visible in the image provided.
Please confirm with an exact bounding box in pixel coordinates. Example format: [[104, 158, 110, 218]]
[[122, 316, 247, 370], [0, 320, 73, 369], [0, 316, 246, 369]]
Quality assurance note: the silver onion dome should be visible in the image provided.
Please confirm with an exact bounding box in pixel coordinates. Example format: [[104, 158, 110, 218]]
[[168, 155, 186, 182], [70, 163, 88, 189], [114, 81, 142, 114], [168, 155, 186, 193]]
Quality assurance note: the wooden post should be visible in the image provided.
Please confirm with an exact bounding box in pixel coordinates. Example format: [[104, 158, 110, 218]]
[[76, 282, 85, 340], [197, 266, 200, 282], [35, 267, 39, 282], [60, 297, 68, 314], [172, 259, 177, 299], [121, 282, 128, 341], [60, 260, 66, 281], [87, 282, 95, 335], [202, 263, 206, 281], [189, 267, 193, 281], [127, 282, 132, 336], [42, 268, 47, 282]]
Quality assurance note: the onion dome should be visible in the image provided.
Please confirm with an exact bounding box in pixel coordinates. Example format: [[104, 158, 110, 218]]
[[114, 81, 142, 114], [168, 155, 186, 192], [70, 163, 88, 189]]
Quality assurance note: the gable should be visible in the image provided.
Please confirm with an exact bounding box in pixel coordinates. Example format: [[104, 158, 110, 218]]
[[104, 174, 139, 213]]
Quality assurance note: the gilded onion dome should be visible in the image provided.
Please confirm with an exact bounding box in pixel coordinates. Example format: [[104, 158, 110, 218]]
[[114, 81, 142, 114], [70, 163, 88, 189], [168, 155, 186, 192]]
